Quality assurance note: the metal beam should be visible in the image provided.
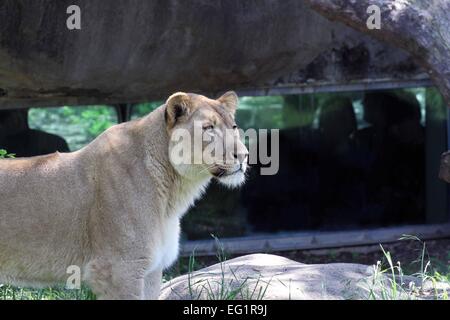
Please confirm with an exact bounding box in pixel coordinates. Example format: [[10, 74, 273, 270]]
[[234, 78, 433, 98], [180, 223, 450, 257]]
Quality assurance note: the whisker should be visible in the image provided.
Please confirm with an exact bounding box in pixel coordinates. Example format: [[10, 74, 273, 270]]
[[198, 164, 216, 175]]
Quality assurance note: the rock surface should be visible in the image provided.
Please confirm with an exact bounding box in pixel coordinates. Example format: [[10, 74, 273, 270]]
[[161, 253, 450, 300], [160, 254, 399, 300], [0, 1, 422, 109]]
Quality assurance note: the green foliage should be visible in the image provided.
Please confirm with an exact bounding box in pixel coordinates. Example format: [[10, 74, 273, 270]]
[[29, 105, 117, 151], [0, 149, 15, 159], [80, 108, 116, 137], [426, 87, 447, 120], [131, 101, 163, 120], [237, 96, 284, 129]]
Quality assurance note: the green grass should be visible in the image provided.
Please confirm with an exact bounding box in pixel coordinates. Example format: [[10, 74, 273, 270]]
[[363, 235, 449, 300], [0, 285, 96, 300]]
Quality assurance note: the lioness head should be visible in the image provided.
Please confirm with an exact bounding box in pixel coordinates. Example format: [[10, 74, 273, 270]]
[[165, 91, 249, 188]]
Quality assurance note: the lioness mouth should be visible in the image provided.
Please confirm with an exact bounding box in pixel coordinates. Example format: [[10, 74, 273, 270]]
[[213, 168, 242, 178], [223, 169, 242, 177]]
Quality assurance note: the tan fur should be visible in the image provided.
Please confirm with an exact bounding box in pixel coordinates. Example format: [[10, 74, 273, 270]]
[[0, 92, 248, 300]]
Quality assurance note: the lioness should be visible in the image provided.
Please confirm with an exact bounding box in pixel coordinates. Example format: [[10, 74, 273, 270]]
[[0, 91, 249, 299]]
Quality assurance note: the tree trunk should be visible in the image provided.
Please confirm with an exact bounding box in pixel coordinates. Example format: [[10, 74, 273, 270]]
[[304, 0, 450, 105]]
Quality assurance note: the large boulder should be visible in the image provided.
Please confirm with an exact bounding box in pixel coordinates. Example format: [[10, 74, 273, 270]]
[[160, 254, 447, 300], [0, 1, 423, 109]]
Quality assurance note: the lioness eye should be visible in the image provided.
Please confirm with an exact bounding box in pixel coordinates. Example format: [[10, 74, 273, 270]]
[[233, 125, 238, 130], [203, 125, 214, 131]]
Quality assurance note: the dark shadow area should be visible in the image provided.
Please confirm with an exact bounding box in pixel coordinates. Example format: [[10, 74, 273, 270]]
[[0, 109, 70, 157], [354, 91, 425, 226], [183, 89, 429, 239]]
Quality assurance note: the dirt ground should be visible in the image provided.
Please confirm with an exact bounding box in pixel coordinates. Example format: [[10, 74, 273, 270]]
[[277, 238, 450, 274]]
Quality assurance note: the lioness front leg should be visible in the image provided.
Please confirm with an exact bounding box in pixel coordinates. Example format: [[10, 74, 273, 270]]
[[85, 257, 151, 300], [143, 267, 163, 300]]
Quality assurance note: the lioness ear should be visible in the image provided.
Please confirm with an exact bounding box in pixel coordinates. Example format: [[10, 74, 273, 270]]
[[218, 91, 239, 115], [165, 92, 191, 128]]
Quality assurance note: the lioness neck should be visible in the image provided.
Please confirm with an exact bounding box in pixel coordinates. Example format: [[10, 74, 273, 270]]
[[138, 106, 212, 218]]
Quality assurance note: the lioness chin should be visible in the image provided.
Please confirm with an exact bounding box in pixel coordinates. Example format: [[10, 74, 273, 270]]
[[0, 91, 248, 300]]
